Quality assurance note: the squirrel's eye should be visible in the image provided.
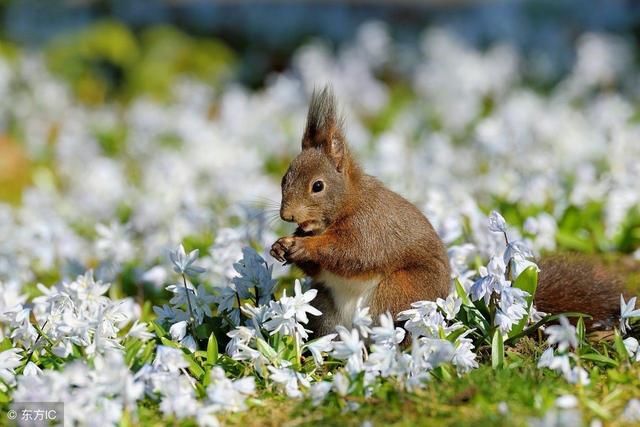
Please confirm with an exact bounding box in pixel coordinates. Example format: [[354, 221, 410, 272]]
[[312, 180, 325, 193]]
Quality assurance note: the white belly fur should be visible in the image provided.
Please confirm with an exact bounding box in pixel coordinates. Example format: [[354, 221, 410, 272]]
[[316, 270, 382, 328]]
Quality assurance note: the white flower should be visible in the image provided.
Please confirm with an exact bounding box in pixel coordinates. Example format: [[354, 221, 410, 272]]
[[196, 407, 220, 427], [170, 320, 189, 341], [564, 366, 590, 385], [226, 327, 263, 364], [495, 287, 529, 334], [241, 303, 270, 337], [524, 213, 557, 252], [622, 399, 640, 422], [263, 299, 305, 339], [537, 348, 555, 369], [397, 301, 445, 339], [232, 247, 277, 303], [332, 326, 366, 374], [141, 265, 168, 288], [545, 316, 578, 352], [548, 354, 571, 374], [153, 345, 189, 373], [0, 348, 22, 387], [304, 334, 336, 366], [268, 366, 309, 398], [215, 284, 241, 325], [165, 283, 216, 324], [167, 320, 197, 352], [495, 402, 509, 415], [289, 280, 322, 324], [309, 381, 332, 406], [170, 244, 206, 276], [158, 375, 199, 419], [507, 252, 539, 281], [370, 312, 405, 347], [436, 295, 461, 320], [353, 298, 373, 338], [366, 344, 398, 377], [332, 371, 350, 396], [503, 239, 534, 265], [207, 367, 255, 412], [620, 295, 640, 334], [95, 222, 134, 264], [127, 321, 154, 341], [23, 361, 42, 376], [452, 337, 478, 374], [555, 395, 579, 409], [488, 211, 507, 233], [469, 256, 508, 304], [153, 304, 189, 324], [623, 337, 640, 361]]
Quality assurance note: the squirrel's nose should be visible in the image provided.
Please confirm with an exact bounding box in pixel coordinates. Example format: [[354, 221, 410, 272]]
[[280, 206, 295, 223]]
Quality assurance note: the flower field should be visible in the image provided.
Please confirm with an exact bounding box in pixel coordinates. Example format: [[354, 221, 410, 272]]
[[1, 12, 640, 427]]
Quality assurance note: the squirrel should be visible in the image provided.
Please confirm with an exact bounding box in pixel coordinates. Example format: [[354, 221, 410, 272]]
[[270, 86, 624, 336]]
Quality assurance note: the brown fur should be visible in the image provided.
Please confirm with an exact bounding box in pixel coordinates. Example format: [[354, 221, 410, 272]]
[[271, 87, 450, 335], [535, 254, 624, 329]]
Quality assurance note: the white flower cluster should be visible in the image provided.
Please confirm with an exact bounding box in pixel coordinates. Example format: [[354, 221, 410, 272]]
[[3, 271, 143, 358], [537, 317, 589, 385], [135, 346, 255, 426]]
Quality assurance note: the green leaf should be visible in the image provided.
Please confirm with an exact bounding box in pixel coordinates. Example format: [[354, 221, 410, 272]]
[[472, 298, 491, 322], [125, 339, 143, 366], [576, 316, 586, 347], [613, 328, 629, 363], [159, 337, 180, 349], [184, 353, 205, 379], [256, 337, 279, 363], [455, 278, 472, 306], [509, 266, 539, 338], [139, 341, 156, 366], [583, 399, 610, 419], [512, 265, 538, 297], [491, 330, 504, 369], [207, 332, 219, 365], [152, 321, 168, 339], [580, 353, 618, 367]]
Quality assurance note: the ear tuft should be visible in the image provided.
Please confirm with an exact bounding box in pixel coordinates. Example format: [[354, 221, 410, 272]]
[[302, 85, 347, 171]]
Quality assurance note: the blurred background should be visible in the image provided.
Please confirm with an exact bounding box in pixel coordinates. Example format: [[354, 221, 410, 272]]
[[3, 0, 640, 92], [1, 0, 640, 288]]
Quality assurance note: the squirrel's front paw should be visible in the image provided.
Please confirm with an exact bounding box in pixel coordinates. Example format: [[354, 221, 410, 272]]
[[270, 236, 309, 264], [270, 237, 291, 262]]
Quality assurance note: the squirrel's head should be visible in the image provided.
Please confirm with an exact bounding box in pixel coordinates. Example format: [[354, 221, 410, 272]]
[[280, 86, 355, 235]]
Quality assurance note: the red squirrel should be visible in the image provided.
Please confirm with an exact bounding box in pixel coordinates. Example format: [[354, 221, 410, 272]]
[[270, 87, 623, 336]]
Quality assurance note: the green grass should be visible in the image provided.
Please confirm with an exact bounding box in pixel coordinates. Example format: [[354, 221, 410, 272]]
[[131, 334, 640, 426], [213, 351, 640, 427], [114, 360, 638, 426]]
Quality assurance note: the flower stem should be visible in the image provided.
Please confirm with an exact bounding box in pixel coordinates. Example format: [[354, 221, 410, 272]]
[[23, 319, 49, 370], [503, 231, 510, 245], [294, 333, 302, 369], [235, 291, 242, 311], [254, 285, 260, 308], [181, 273, 198, 344]]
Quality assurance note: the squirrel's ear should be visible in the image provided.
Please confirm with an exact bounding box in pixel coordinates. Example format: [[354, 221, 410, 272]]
[[302, 86, 347, 172]]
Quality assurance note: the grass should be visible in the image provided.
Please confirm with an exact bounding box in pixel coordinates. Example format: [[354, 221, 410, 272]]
[[215, 353, 640, 427]]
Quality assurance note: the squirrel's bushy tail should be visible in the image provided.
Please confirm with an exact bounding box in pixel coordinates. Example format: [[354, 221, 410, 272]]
[[534, 254, 626, 329]]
